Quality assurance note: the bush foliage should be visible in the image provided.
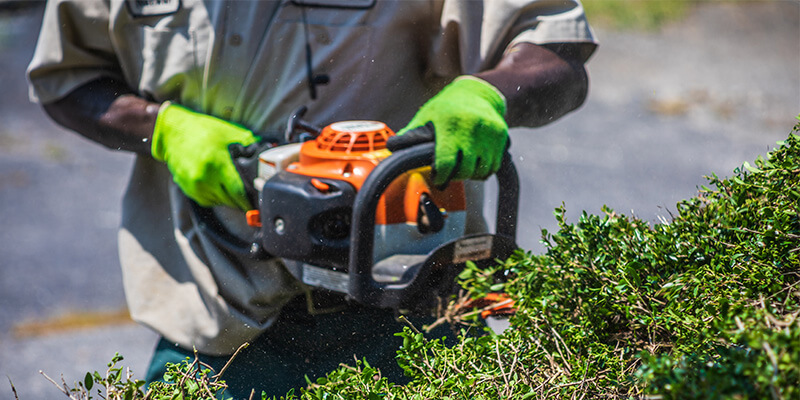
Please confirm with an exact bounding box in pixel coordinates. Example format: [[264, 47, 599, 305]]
[[297, 121, 800, 399], [33, 121, 799, 399]]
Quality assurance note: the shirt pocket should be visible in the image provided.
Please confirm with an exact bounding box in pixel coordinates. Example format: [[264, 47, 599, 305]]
[[124, 24, 210, 104]]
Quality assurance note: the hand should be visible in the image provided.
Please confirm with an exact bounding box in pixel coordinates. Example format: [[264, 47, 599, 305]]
[[151, 102, 258, 210], [397, 76, 508, 187]]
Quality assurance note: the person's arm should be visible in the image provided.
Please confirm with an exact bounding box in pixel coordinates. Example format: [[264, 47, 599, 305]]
[[476, 42, 592, 128], [41, 77, 258, 210], [395, 41, 594, 186], [46, 42, 589, 151], [41, 77, 158, 155]]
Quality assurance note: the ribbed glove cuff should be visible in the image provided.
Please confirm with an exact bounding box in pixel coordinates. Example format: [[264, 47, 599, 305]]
[[151, 101, 177, 162], [452, 75, 507, 117]]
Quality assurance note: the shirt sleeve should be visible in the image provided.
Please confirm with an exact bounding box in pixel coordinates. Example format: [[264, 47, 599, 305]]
[[434, 0, 597, 76], [27, 0, 122, 104]]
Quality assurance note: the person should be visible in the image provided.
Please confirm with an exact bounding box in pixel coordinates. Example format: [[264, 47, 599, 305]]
[[27, 0, 597, 397]]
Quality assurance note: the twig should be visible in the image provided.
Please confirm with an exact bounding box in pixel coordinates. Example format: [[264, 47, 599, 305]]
[[554, 376, 599, 389], [547, 330, 570, 373], [8, 377, 19, 400], [530, 334, 561, 377], [765, 278, 800, 300], [177, 352, 198, 391], [494, 339, 510, 392], [398, 315, 421, 334], [763, 342, 783, 400], [39, 371, 76, 399], [578, 364, 589, 394], [198, 374, 216, 399], [199, 360, 217, 373], [550, 326, 573, 359], [215, 342, 250, 379], [533, 374, 556, 396], [425, 315, 450, 332], [508, 342, 521, 386]]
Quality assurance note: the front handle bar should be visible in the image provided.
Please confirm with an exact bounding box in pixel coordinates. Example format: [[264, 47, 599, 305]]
[[347, 142, 519, 306]]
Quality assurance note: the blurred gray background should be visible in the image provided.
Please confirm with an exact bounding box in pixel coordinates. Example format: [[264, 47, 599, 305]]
[[1, 1, 798, 399]]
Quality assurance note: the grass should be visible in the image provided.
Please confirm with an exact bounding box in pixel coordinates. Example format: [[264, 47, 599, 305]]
[[583, 0, 697, 31]]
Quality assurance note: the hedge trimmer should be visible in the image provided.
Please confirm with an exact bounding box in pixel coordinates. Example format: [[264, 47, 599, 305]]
[[192, 108, 520, 316]]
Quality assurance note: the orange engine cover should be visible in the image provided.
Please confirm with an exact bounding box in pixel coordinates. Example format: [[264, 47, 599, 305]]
[[286, 120, 466, 225]]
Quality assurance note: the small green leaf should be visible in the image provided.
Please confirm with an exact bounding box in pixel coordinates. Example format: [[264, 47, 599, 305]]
[[743, 161, 762, 173], [84, 372, 93, 391]]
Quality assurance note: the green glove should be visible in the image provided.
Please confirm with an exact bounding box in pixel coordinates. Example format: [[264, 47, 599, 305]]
[[151, 102, 258, 211], [398, 76, 508, 187]]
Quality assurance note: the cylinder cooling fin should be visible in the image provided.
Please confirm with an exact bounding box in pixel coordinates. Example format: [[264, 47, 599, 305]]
[[315, 121, 393, 153]]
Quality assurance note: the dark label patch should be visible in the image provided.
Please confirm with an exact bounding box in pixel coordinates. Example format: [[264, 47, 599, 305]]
[[127, 0, 181, 17]]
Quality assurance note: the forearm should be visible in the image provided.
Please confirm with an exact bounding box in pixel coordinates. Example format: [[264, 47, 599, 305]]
[[475, 42, 591, 128], [42, 78, 159, 155]]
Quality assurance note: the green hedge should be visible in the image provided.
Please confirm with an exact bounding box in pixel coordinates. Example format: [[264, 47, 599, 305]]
[[295, 120, 800, 399], [38, 120, 799, 399]]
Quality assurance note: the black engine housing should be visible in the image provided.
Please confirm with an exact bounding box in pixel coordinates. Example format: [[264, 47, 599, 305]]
[[258, 170, 356, 270]]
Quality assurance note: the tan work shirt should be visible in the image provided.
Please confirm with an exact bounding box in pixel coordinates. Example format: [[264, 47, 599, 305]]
[[28, 0, 596, 355]]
